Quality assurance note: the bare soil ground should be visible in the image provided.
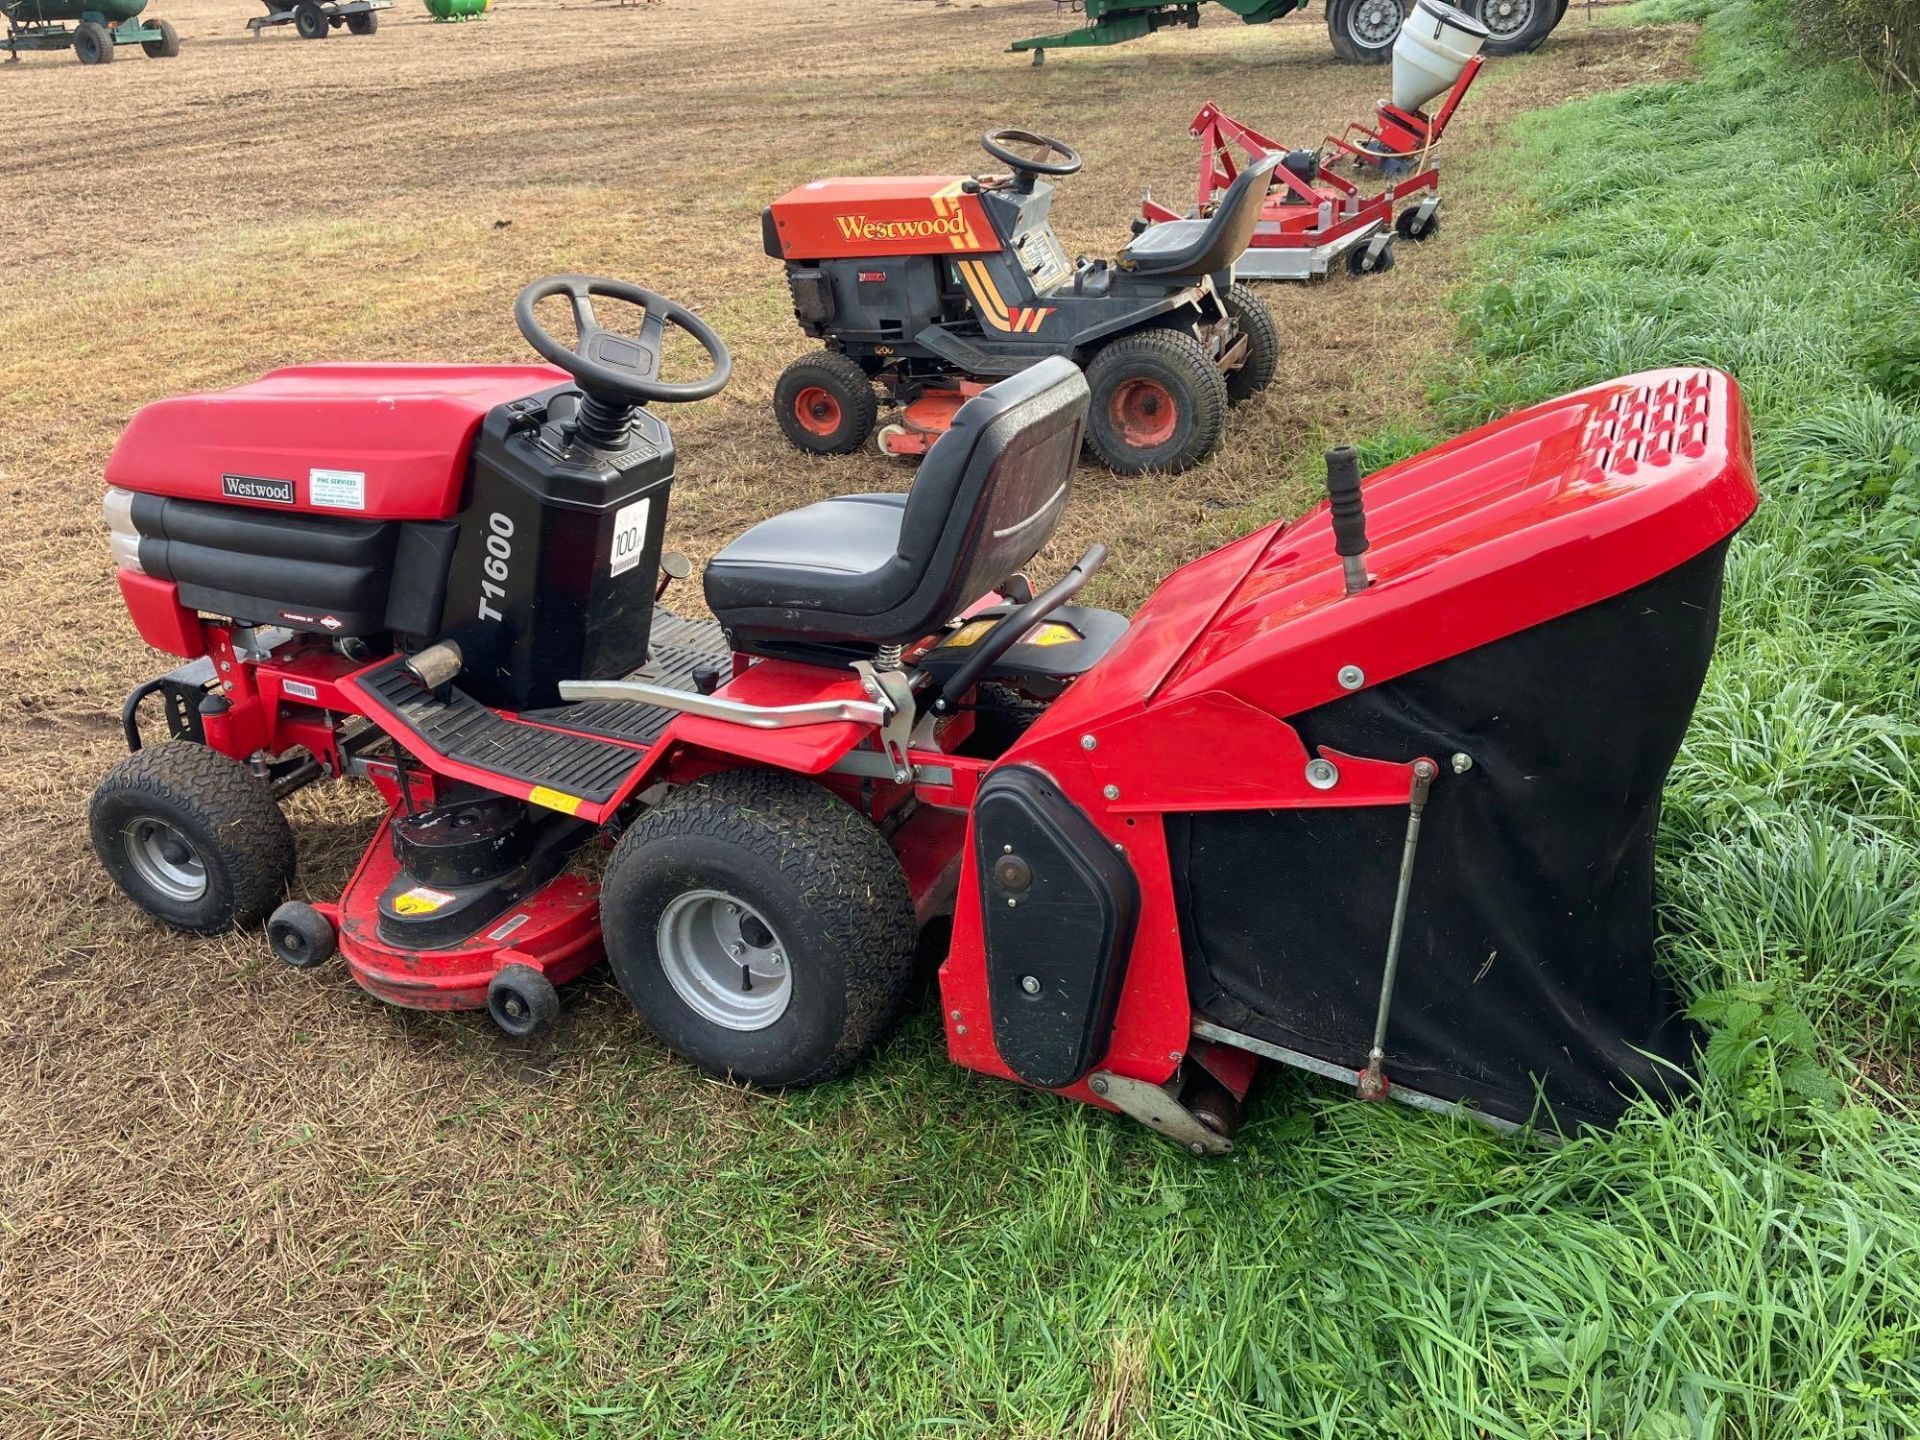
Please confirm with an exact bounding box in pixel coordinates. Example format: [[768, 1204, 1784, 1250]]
[[0, 2, 1692, 1432]]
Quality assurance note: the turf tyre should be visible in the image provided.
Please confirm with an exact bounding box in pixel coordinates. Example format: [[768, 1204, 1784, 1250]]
[[1084, 329, 1228, 475], [958, 682, 1050, 759], [601, 769, 916, 1088], [89, 743, 295, 934], [773, 351, 878, 456], [73, 20, 114, 62], [1221, 281, 1279, 405], [141, 17, 179, 56]]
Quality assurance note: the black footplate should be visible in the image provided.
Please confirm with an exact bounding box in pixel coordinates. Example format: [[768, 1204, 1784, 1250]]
[[521, 613, 728, 744], [346, 613, 730, 806]]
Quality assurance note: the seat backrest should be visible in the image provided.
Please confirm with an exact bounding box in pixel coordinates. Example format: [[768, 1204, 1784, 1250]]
[[890, 356, 1088, 630], [1129, 153, 1279, 276]]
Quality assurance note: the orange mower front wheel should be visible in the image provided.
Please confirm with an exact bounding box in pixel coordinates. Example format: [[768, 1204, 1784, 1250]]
[[773, 352, 877, 455]]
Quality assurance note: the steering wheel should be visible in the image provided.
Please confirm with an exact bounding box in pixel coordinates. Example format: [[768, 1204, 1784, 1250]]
[[514, 274, 731, 406], [980, 128, 1082, 186]]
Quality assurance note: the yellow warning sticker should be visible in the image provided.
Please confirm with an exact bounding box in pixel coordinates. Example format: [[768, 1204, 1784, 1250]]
[[1023, 622, 1081, 648], [528, 785, 584, 815], [393, 886, 456, 916], [941, 618, 997, 649], [941, 618, 1083, 651]]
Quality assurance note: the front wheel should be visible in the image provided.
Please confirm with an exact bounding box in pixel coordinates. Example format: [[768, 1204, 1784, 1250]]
[[293, 2, 329, 39], [1325, 0, 1405, 64], [601, 770, 917, 1088], [141, 17, 180, 56], [1467, 0, 1560, 55], [89, 743, 295, 933], [72, 19, 114, 63], [1221, 281, 1279, 405], [1084, 329, 1229, 475], [773, 351, 878, 456]]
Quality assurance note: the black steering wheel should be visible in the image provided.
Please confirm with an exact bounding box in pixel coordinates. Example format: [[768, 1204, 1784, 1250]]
[[514, 274, 731, 406], [980, 128, 1082, 186]]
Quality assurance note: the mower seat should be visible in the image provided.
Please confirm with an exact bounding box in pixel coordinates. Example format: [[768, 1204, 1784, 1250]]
[[1119, 153, 1280, 277], [705, 357, 1089, 658]]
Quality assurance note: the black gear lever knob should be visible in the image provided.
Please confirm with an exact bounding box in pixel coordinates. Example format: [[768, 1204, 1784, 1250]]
[[1324, 445, 1371, 595]]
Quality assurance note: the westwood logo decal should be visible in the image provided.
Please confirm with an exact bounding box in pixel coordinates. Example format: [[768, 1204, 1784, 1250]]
[[834, 213, 970, 243]]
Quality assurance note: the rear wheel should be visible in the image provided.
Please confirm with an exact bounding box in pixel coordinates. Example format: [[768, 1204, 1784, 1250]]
[[1468, 0, 1560, 55], [1325, 0, 1405, 64], [1221, 282, 1279, 405], [1347, 236, 1396, 276], [294, 2, 329, 38], [602, 770, 917, 1088], [1084, 329, 1228, 475], [346, 9, 376, 33], [773, 351, 878, 456], [1396, 204, 1440, 242], [90, 743, 295, 934], [141, 17, 179, 56], [72, 20, 114, 63]]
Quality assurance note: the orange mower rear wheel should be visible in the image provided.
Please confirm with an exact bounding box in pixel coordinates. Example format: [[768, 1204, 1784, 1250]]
[[1084, 329, 1228, 475]]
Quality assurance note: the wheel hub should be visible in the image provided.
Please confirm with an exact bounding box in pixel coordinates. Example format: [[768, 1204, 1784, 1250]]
[[1352, 0, 1401, 46], [657, 889, 793, 1031], [1109, 377, 1180, 450], [793, 386, 843, 437], [1483, 0, 1532, 35], [123, 819, 208, 904]]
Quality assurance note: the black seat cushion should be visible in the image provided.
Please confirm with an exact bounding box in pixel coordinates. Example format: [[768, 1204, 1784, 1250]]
[[1119, 153, 1280, 277], [705, 356, 1089, 653]]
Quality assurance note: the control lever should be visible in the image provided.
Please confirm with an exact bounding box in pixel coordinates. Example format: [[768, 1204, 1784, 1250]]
[[930, 544, 1108, 715], [1325, 445, 1371, 595]]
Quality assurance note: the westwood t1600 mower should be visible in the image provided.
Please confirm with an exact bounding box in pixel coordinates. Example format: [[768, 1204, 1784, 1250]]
[[764, 128, 1282, 475], [1138, 0, 1486, 281], [90, 271, 1755, 1141]]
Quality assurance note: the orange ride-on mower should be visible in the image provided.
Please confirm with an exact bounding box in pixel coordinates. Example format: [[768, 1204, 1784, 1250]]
[[1138, 0, 1487, 280], [763, 128, 1282, 476], [91, 271, 1757, 1142]]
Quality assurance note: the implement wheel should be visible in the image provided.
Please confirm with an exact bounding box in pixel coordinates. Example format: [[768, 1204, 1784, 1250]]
[[72, 20, 114, 63], [601, 769, 916, 1088], [1085, 329, 1227, 474], [141, 17, 180, 55], [294, 2, 329, 39], [1221, 281, 1279, 405], [1326, 0, 1405, 64], [346, 9, 376, 33], [89, 743, 295, 934], [773, 351, 877, 456]]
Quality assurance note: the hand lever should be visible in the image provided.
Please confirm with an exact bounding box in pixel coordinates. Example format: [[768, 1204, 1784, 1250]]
[[1325, 445, 1371, 595]]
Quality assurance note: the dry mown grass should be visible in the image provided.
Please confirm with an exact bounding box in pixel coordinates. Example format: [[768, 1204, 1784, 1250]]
[[0, 2, 1693, 1431]]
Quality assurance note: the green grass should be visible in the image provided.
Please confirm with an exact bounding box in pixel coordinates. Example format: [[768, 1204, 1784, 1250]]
[[429, 5, 1920, 1435]]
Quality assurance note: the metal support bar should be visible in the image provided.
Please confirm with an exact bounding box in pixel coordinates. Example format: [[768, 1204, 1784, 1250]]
[[1357, 758, 1438, 1101], [557, 676, 888, 731]]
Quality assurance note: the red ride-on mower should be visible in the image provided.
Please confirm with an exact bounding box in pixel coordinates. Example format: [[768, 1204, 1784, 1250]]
[[1138, 0, 1487, 280], [764, 128, 1282, 475], [91, 270, 1756, 1141]]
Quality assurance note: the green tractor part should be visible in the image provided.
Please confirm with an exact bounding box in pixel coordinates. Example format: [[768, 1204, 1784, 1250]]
[[4, 0, 179, 62], [1012, 0, 1562, 65], [423, 0, 488, 21], [246, 0, 389, 39]]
